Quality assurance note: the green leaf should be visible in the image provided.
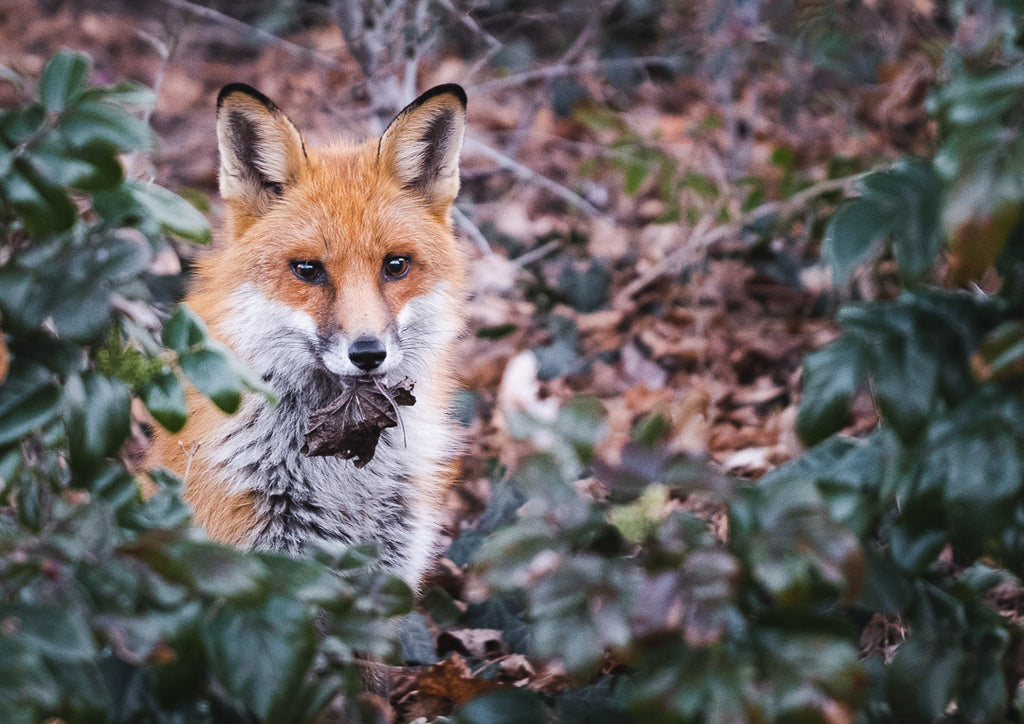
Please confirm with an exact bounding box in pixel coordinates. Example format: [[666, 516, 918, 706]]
[[457, 688, 545, 724], [177, 541, 267, 599], [935, 427, 1022, 550], [38, 48, 90, 112], [871, 335, 939, 439], [142, 371, 187, 432], [50, 282, 112, 343], [161, 305, 207, 355], [4, 158, 76, 236], [557, 260, 610, 313], [0, 104, 44, 145], [399, 611, 436, 665], [58, 99, 152, 151], [0, 374, 61, 448], [28, 140, 123, 191], [824, 160, 943, 284], [80, 80, 155, 108], [823, 197, 891, 284], [178, 347, 243, 414], [886, 628, 961, 719], [204, 596, 317, 720], [64, 372, 131, 470], [0, 603, 98, 661], [0, 636, 60, 712], [127, 180, 211, 242], [796, 336, 864, 446], [889, 524, 946, 573], [448, 480, 526, 567]]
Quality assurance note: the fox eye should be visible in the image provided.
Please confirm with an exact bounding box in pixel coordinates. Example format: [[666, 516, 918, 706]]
[[290, 260, 326, 284], [383, 255, 411, 280]]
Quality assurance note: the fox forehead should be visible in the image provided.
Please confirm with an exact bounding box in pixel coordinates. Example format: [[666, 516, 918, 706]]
[[238, 142, 459, 269]]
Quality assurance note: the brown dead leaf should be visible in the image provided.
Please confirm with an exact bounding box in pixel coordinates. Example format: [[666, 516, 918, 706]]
[[417, 652, 499, 704], [302, 377, 415, 467]]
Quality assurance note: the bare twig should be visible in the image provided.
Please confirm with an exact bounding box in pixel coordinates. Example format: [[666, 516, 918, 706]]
[[125, 28, 179, 180], [464, 136, 602, 217], [512, 238, 562, 268], [435, 0, 503, 83], [160, 0, 351, 73], [451, 205, 493, 256], [469, 56, 681, 94], [612, 167, 884, 308]]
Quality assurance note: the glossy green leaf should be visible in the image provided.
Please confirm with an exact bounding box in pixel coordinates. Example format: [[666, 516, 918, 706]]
[[0, 63, 23, 90], [204, 596, 317, 720], [886, 630, 961, 719], [0, 103, 44, 144], [3, 159, 76, 236], [0, 602, 98, 660], [142, 371, 187, 432], [824, 160, 943, 284], [38, 48, 89, 112], [161, 305, 207, 355], [29, 140, 123, 191], [59, 99, 152, 151], [64, 372, 131, 470], [179, 347, 242, 414], [126, 180, 211, 242], [796, 336, 864, 446], [823, 197, 891, 284], [0, 380, 61, 448], [177, 541, 267, 599], [457, 688, 546, 724], [80, 80, 155, 108], [0, 636, 60, 711]]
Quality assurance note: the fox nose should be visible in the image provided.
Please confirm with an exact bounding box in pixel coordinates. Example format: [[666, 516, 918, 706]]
[[348, 336, 387, 371]]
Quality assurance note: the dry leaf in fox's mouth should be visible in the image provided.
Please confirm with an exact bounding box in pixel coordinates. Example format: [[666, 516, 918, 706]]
[[301, 377, 416, 467]]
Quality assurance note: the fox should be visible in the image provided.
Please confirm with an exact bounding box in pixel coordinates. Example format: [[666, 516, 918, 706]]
[[148, 83, 468, 589]]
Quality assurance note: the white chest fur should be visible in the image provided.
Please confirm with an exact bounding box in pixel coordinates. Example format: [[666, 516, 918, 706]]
[[201, 283, 461, 586]]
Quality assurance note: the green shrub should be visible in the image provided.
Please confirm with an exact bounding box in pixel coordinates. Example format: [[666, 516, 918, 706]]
[[453, 3, 1024, 722], [0, 50, 411, 722]]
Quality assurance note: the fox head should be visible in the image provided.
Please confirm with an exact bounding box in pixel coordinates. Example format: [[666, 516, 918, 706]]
[[197, 84, 467, 400]]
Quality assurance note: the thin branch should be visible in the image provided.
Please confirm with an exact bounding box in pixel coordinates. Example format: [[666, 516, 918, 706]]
[[612, 166, 885, 308], [452, 205, 493, 256], [512, 238, 561, 267], [160, 0, 352, 74], [470, 56, 682, 94], [435, 0, 503, 84], [125, 28, 180, 180], [463, 136, 602, 217]]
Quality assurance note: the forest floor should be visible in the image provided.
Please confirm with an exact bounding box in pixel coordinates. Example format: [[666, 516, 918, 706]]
[[0, 1, 946, 718]]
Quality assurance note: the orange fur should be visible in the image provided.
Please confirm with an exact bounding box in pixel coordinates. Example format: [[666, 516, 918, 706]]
[[147, 85, 467, 577]]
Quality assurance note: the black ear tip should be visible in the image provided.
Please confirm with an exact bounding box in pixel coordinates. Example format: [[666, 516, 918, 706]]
[[217, 83, 280, 112], [414, 83, 467, 110]]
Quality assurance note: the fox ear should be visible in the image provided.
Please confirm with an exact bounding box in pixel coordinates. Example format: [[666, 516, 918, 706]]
[[216, 84, 305, 213], [378, 84, 466, 213]]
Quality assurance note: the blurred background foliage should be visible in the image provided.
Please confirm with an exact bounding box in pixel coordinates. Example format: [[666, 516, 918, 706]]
[[2, 0, 1024, 721]]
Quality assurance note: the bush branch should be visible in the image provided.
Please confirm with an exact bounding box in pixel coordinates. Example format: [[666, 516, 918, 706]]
[[613, 166, 884, 307]]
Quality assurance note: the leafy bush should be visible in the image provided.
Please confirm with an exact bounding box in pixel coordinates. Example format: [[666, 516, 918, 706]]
[[0, 50, 411, 722], [446, 3, 1024, 722]]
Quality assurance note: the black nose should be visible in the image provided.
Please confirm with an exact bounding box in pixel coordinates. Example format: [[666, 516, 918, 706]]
[[348, 336, 387, 371]]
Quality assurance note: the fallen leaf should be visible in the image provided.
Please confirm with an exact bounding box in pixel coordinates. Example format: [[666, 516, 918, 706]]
[[417, 652, 499, 704], [301, 377, 415, 467]]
